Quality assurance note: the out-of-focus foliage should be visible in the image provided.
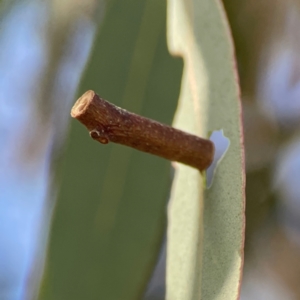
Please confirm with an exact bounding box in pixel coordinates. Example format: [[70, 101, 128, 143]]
[[39, 0, 182, 299], [0, 0, 100, 299], [223, 0, 300, 299], [166, 0, 244, 299]]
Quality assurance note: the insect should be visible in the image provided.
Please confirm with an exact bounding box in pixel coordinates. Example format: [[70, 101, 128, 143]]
[[71, 90, 215, 171]]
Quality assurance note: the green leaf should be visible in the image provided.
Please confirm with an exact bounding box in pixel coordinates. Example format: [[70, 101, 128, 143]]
[[166, 0, 245, 299], [39, 0, 182, 299]]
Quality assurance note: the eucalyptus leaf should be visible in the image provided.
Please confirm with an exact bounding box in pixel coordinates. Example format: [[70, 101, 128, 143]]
[[166, 0, 245, 299], [39, 0, 182, 299]]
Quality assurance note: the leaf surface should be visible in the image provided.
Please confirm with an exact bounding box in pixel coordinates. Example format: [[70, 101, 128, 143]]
[[166, 1, 245, 299], [39, 0, 182, 299]]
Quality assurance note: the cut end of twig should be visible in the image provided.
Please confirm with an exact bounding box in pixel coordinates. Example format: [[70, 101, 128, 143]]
[[71, 90, 95, 118]]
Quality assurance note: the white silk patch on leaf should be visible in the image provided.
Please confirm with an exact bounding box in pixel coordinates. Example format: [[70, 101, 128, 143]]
[[206, 130, 230, 188]]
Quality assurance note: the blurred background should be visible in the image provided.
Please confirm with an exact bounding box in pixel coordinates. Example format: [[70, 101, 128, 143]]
[[0, 0, 300, 299]]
